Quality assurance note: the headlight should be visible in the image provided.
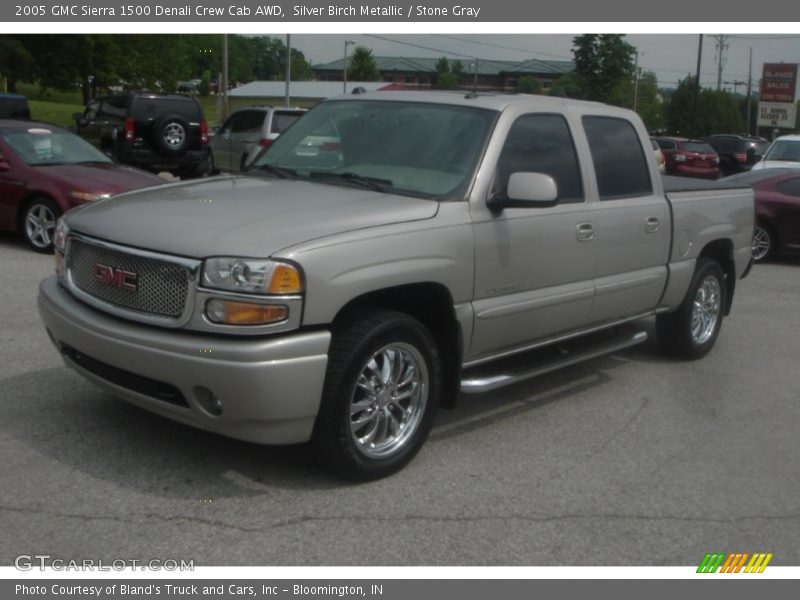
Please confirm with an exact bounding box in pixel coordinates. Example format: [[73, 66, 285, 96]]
[[70, 191, 111, 202], [202, 258, 304, 295], [53, 218, 69, 253]]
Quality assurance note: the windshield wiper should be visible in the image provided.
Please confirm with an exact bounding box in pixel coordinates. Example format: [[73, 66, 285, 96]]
[[252, 163, 297, 179], [308, 171, 392, 193]]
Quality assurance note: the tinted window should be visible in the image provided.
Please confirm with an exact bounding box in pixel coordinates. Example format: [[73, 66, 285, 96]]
[[495, 114, 583, 203], [219, 113, 241, 134], [776, 177, 800, 197], [101, 96, 127, 119], [230, 110, 265, 134], [84, 101, 100, 121], [131, 97, 201, 122], [271, 111, 303, 134], [656, 139, 676, 151], [583, 116, 652, 200]]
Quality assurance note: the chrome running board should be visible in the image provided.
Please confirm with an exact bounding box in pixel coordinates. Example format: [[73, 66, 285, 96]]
[[460, 324, 647, 394]]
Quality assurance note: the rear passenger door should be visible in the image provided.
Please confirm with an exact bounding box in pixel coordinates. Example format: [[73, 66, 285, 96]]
[[470, 113, 597, 359], [581, 115, 669, 325]]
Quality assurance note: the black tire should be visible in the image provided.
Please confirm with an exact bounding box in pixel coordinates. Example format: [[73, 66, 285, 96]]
[[20, 197, 60, 253], [152, 115, 191, 156], [208, 150, 219, 175], [752, 223, 774, 262], [312, 310, 442, 481], [656, 257, 726, 360]]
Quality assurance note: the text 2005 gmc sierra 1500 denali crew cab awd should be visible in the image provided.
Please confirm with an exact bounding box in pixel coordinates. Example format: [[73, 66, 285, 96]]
[[38, 92, 755, 480]]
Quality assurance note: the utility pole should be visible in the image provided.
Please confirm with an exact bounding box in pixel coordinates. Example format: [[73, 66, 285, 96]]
[[221, 34, 229, 121], [343, 40, 355, 94], [746, 47, 753, 135], [712, 34, 730, 91], [633, 50, 640, 111], [690, 34, 703, 137], [285, 34, 291, 107], [472, 58, 479, 92]]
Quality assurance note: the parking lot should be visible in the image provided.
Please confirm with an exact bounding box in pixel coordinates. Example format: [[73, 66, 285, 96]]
[[1, 231, 799, 566]]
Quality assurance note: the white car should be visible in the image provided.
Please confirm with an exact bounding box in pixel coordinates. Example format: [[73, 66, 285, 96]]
[[751, 134, 800, 170]]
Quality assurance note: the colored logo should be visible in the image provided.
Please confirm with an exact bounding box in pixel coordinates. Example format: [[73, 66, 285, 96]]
[[697, 552, 773, 573]]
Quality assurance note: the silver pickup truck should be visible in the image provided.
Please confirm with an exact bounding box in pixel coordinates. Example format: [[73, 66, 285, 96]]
[[38, 92, 754, 480]]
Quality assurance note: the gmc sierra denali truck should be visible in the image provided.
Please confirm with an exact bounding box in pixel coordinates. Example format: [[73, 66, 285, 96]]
[[38, 92, 755, 480]]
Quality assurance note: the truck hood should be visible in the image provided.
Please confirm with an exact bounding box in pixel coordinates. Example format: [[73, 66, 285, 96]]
[[65, 175, 439, 258]]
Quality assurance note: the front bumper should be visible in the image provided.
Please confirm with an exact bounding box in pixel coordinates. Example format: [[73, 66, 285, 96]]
[[38, 276, 331, 445]]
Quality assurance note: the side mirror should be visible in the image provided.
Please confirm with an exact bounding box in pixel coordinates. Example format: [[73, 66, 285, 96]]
[[488, 172, 559, 211]]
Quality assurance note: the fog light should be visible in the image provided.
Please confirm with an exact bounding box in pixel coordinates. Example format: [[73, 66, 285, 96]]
[[194, 386, 223, 416], [205, 299, 288, 325]]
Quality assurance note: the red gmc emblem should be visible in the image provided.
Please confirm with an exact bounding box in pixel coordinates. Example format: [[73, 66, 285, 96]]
[[93, 263, 138, 291]]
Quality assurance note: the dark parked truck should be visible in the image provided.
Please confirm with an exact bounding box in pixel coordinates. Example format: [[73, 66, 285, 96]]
[[38, 92, 755, 480]]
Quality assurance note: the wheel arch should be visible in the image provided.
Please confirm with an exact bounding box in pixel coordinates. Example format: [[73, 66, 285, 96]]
[[331, 282, 463, 409], [698, 238, 735, 316], [16, 192, 65, 232]]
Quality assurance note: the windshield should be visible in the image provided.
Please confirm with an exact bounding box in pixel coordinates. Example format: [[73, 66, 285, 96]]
[[252, 100, 497, 199], [3, 128, 112, 166], [763, 140, 800, 162]]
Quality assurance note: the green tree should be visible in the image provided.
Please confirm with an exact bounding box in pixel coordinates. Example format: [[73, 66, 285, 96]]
[[516, 76, 542, 94], [572, 34, 635, 104], [0, 36, 35, 92], [635, 71, 664, 131], [551, 71, 584, 99], [347, 46, 380, 81], [435, 56, 450, 74], [665, 76, 743, 136], [436, 72, 459, 89], [451, 60, 464, 78], [199, 70, 211, 96]]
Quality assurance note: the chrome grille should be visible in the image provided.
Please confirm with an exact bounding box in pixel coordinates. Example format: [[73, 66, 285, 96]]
[[66, 238, 190, 318]]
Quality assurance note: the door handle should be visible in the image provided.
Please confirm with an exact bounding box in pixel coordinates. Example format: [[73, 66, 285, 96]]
[[645, 217, 660, 233], [576, 222, 596, 242]]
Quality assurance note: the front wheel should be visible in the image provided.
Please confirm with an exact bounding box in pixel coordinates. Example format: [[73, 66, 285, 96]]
[[22, 197, 60, 253], [313, 310, 441, 481], [752, 224, 773, 262], [656, 257, 725, 360]]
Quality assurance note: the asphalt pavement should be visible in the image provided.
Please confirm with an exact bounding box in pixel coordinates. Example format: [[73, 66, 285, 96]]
[[1, 231, 798, 566]]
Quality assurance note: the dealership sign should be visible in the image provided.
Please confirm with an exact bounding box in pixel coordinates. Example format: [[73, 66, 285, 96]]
[[758, 62, 798, 128]]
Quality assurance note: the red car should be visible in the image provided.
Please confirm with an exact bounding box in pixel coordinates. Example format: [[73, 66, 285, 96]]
[[0, 120, 164, 252], [654, 137, 720, 179], [721, 169, 800, 262]]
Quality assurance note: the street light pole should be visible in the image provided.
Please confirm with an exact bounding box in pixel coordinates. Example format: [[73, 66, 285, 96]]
[[285, 34, 291, 107], [343, 40, 355, 94], [221, 34, 229, 121], [690, 34, 703, 137]]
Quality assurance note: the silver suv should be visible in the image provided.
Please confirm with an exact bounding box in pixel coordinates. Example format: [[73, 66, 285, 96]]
[[209, 106, 307, 173]]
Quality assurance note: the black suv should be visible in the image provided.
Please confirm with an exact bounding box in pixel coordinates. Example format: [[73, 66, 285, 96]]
[[704, 134, 770, 176], [72, 92, 210, 178], [0, 93, 31, 119]]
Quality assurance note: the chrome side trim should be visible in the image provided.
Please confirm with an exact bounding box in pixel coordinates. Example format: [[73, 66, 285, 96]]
[[462, 310, 655, 369], [461, 329, 647, 394]]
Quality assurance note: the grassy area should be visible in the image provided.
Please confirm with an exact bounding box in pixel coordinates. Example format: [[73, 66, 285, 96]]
[[29, 100, 83, 128], [16, 82, 83, 105]]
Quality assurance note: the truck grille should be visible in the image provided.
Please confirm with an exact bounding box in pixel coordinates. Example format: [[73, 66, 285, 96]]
[[66, 238, 190, 318]]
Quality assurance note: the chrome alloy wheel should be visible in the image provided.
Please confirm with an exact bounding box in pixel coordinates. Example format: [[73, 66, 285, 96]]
[[691, 275, 721, 345], [25, 203, 57, 249], [349, 342, 429, 459], [163, 122, 186, 148], [751, 226, 771, 261]]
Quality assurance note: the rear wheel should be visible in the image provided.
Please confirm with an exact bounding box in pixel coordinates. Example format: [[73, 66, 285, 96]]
[[656, 257, 725, 360], [313, 310, 441, 481], [22, 197, 60, 253]]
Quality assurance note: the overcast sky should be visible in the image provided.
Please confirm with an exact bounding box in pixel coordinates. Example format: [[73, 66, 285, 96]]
[[266, 34, 800, 91]]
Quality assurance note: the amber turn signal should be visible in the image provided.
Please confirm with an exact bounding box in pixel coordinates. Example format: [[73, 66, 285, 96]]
[[267, 263, 304, 294], [206, 299, 288, 326]]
